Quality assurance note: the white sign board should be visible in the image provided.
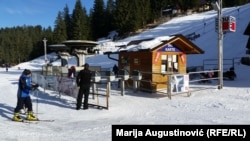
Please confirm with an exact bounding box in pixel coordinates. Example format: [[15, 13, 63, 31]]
[[170, 74, 189, 93]]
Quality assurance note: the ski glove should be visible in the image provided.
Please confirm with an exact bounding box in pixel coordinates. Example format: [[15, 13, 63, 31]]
[[32, 84, 39, 90]]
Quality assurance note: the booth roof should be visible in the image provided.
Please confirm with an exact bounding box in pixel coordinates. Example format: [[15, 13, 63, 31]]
[[108, 35, 204, 54]]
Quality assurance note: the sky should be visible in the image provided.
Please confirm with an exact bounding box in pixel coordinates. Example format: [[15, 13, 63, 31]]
[[0, 3, 250, 141], [0, 0, 95, 29]]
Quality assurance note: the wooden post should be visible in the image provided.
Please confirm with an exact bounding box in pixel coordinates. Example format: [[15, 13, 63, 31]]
[[167, 75, 172, 100], [120, 79, 125, 96], [107, 81, 111, 97]]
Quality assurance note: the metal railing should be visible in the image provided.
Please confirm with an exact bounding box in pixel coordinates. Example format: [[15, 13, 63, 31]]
[[203, 57, 241, 71]]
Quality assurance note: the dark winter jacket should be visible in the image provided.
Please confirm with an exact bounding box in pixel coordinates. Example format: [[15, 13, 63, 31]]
[[17, 72, 33, 98], [76, 69, 92, 88], [112, 65, 119, 76]]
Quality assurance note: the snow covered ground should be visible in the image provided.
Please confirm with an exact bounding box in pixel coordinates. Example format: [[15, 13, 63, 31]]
[[0, 4, 250, 141]]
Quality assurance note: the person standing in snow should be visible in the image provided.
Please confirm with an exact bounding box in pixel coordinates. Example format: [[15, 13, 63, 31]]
[[12, 69, 39, 122], [112, 64, 119, 77], [5, 63, 9, 72], [68, 66, 76, 78], [76, 63, 92, 110]]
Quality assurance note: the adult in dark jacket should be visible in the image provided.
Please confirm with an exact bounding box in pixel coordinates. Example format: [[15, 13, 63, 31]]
[[76, 63, 92, 110], [13, 69, 39, 122], [112, 64, 119, 77]]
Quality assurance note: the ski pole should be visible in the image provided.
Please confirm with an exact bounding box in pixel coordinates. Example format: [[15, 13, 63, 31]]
[[36, 89, 38, 116]]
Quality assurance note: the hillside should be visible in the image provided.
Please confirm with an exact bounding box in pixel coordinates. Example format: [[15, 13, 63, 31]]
[[113, 4, 249, 67]]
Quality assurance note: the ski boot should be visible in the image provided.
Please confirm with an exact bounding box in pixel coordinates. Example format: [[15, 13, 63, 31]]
[[12, 112, 23, 122], [27, 111, 38, 121]]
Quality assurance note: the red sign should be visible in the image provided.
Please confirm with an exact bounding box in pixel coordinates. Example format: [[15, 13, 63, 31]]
[[153, 52, 161, 64], [229, 16, 236, 32], [215, 16, 236, 32], [223, 16, 236, 32]]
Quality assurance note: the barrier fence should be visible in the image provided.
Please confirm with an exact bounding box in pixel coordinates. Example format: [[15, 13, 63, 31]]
[[32, 72, 110, 109], [32, 60, 238, 102]]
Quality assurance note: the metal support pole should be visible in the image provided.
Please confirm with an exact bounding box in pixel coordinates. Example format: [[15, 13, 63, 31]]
[[43, 38, 47, 64], [35, 89, 38, 116], [92, 83, 97, 99], [218, 0, 223, 89], [133, 80, 138, 92]]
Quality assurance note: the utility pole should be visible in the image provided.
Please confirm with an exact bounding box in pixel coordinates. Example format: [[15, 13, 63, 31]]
[[213, 0, 223, 89], [218, 0, 223, 89]]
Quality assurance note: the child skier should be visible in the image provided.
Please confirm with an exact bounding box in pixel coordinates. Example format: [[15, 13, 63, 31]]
[[12, 69, 39, 122]]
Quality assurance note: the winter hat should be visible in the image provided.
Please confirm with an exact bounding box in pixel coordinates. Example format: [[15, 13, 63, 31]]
[[83, 63, 89, 68], [23, 69, 32, 75]]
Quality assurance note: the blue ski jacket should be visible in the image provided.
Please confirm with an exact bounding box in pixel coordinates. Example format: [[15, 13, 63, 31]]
[[17, 73, 33, 98]]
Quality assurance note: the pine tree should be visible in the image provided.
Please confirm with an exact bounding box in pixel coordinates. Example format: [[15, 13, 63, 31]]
[[114, 0, 134, 35], [53, 11, 67, 43], [149, 0, 165, 21], [71, 0, 89, 40], [63, 5, 72, 40], [91, 0, 107, 40], [106, 0, 116, 33], [136, 0, 151, 28]]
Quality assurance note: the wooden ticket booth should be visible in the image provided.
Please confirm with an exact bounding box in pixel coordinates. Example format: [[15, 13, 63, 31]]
[[118, 34, 204, 92]]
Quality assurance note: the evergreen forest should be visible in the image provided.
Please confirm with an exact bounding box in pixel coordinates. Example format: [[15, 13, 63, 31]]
[[0, 0, 249, 65]]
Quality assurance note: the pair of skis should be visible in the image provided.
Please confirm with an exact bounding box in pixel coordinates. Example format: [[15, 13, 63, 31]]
[[12, 87, 54, 124], [12, 119, 54, 124]]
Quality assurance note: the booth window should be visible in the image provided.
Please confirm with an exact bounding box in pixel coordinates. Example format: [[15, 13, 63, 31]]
[[161, 54, 178, 73], [134, 58, 139, 65]]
